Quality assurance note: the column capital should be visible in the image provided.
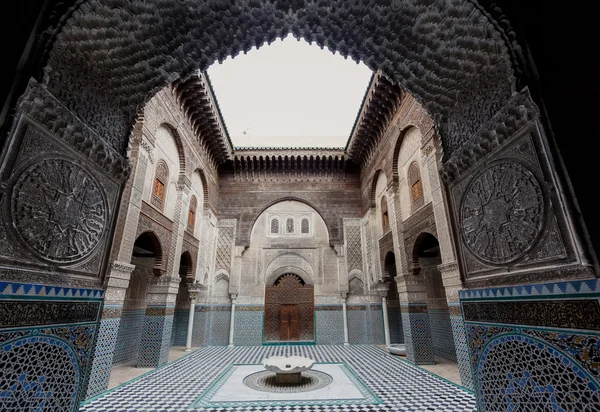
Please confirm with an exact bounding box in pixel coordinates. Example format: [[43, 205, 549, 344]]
[[437, 260, 459, 274], [110, 261, 136, 275], [373, 281, 390, 298]]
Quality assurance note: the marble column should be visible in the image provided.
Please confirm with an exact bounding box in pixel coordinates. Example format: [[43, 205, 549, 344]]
[[138, 276, 180, 367], [185, 281, 202, 351], [228, 294, 237, 347], [382, 297, 391, 346], [85, 261, 135, 399], [375, 282, 391, 346], [341, 293, 350, 346]]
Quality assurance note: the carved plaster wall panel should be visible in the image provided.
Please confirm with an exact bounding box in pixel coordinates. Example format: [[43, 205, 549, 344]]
[[0, 106, 121, 284], [264, 250, 317, 286], [449, 113, 582, 284]]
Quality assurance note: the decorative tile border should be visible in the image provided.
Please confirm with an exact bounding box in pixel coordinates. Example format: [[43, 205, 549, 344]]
[[0, 281, 104, 299], [458, 278, 600, 300], [190, 362, 382, 408]]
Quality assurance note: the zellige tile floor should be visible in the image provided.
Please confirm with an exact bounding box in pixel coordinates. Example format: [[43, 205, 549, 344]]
[[82, 345, 476, 412]]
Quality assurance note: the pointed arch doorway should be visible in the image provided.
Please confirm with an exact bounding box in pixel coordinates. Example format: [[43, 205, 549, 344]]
[[264, 274, 314, 342]]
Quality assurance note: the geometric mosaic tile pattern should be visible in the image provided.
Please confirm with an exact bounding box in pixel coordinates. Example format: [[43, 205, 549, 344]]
[[478, 334, 600, 411], [458, 278, 600, 300], [171, 309, 188, 346], [460, 278, 600, 411], [112, 309, 145, 365], [315, 310, 344, 345], [449, 314, 474, 391], [81, 345, 476, 411], [0, 281, 103, 410], [0, 281, 105, 299], [388, 307, 404, 344], [369, 309, 385, 344], [138, 313, 174, 368], [348, 310, 370, 344], [402, 311, 435, 365], [233, 310, 264, 346], [85, 317, 121, 399], [205, 308, 231, 346], [347, 306, 385, 345], [1, 335, 80, 412], [429, 309, 456, 361]]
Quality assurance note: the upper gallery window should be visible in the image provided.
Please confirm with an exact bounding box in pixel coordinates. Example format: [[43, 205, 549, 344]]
[[187, 195, 197, 234], [152, 160, 169, 211], [301, 218, 310, 234], [381, 197, 390, 232], [408, 162, 424, 211], [271, 218, 280, 234], [286, 218, 295, 234]]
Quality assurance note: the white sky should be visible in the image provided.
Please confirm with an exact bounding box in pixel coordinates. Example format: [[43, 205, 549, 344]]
[[207, 36, 373, 148]]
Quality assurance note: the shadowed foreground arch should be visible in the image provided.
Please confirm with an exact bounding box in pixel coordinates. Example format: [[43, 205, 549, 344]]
[[38, 0, 520, 156]]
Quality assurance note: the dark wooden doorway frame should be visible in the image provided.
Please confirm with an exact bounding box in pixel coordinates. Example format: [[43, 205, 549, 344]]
[[264, 273, 314, 342]]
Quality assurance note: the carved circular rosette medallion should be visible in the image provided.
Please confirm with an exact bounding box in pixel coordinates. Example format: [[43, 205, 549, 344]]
[[460, 160, 544, 265], [8, 156, 108, 264]]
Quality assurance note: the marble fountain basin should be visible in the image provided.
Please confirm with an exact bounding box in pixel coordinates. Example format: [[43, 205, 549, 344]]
[[387, 344, 406, 356], [262, 356, 315, 384]]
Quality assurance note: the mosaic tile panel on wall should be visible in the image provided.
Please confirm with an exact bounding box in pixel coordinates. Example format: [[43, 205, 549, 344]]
[[347, 305, 385, 345], [387, 303, 404, 344], [233, 306, 264, 346], [428, 309, 456, 361], [449, 305, 474, 391], [0, 282, 104, 412], [460, 279, 600, 411], [171, 309, 188, 347], [112, 309, 145, 365], [85, 313, 120, 399], [138, 307, 174, 368], [315, 306, 344, 345], [401, 307, 435, 365], [194, 305, 231, 346]]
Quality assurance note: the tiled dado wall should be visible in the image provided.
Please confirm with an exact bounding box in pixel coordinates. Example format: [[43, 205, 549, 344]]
[[171, 309, 188, 346], [169, 304, 389, 346], [0, 281, 104, 411], [191, 304, 231, 346], [315, 306, 344, 344], [112, 309, 145, 364], [460, 279, 600, 411], [387, 301, 404, 344], [428, 309, 456, 361], [347, 304, 385, 344]]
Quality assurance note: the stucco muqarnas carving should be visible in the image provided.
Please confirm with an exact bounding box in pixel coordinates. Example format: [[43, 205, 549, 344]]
[[460, 161, 544, 265]]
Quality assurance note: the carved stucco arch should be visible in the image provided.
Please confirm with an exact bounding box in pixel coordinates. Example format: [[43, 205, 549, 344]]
[[370, 169, 384, 208], [411, 231, 439, 276], [265, 253, 315, 286], [178, 248, 195, 279], [246, 196, 333, 244], [348, 269, 364, 283], [133, 230, 165, 276], [40, 0, 521, 156], [158, 122, 187, 179], [192, 167, 210, 211], [213, 271, 230, 284], [392, 125, 420, 184]]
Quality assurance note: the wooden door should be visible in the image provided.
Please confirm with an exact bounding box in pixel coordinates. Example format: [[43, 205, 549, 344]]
[[289, 305, 299, 340], [279, 304, 300, 341]]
